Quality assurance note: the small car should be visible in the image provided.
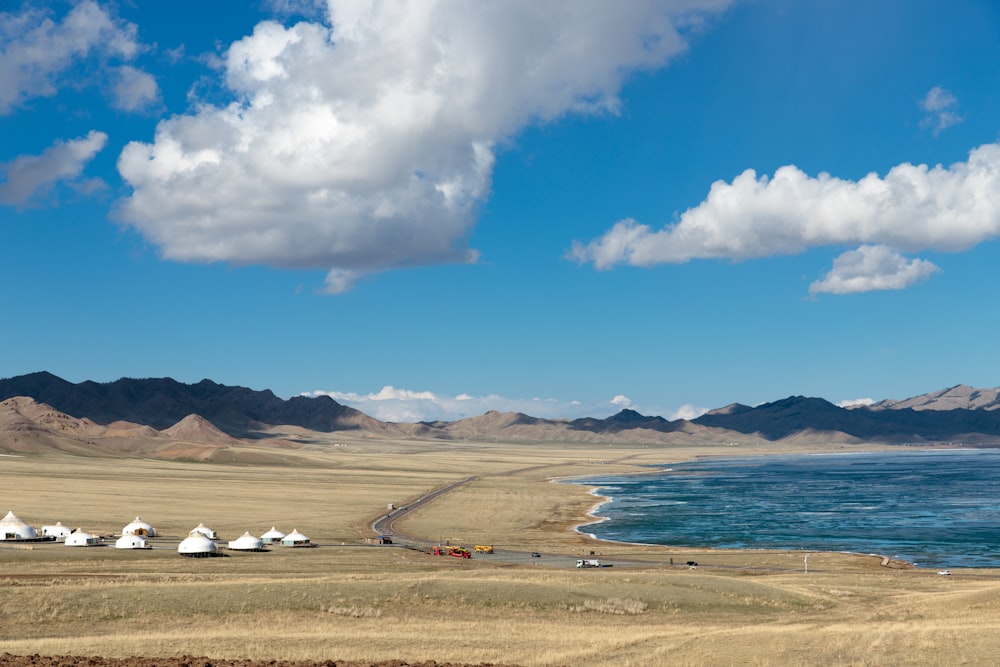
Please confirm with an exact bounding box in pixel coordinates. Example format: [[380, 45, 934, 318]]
[[530, 552, 541, 558]]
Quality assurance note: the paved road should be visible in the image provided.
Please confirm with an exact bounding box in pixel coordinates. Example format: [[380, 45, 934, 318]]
[[368, 475, 668, 569], [371, 476, 475, 542]]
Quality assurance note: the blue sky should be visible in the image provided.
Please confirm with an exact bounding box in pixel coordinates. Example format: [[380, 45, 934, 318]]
[[2, 0, 1000, 423]]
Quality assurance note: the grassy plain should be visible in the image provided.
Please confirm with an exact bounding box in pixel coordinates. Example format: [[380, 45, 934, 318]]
[[2, 434, 1000, 666]]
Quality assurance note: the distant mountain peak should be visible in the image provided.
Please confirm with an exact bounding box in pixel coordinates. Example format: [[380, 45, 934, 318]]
[[874, 385, 1000, 412], [704, 403, 752, 416], [609, 408, 648, 422]]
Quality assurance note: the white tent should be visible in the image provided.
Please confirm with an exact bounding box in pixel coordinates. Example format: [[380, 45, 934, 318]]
[[41, 521, 72, 541], [0, 510, 38, 541], [281, 529, 311, 547], [260, 526, 285, 544], [122, 517, 156, 537], [115, 534, 150, 549], [191, 522, 217, 539], [228, 531, 264, 551], [65, 530, 101, 547], [178, 530, 217, 557]]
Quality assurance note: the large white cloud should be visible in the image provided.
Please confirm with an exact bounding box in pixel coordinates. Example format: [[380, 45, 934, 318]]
[[0, 1, 146, 115], [571, 143, 1000, 293], [0, 131, 108, 206], [116, 0, 731, 293]]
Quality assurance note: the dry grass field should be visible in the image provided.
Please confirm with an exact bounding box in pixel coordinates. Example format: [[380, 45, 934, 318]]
[[2, 434, 1000, 666]]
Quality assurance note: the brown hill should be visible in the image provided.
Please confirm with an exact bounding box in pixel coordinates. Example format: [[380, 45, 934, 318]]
[[873, 385, 1000, 411], [162, 414, 240, 444], [0, 397, 314, 465], [0, 397, 131, 457]]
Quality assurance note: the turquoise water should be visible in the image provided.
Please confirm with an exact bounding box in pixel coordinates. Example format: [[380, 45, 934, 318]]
[[572, 449, 1000, 568]]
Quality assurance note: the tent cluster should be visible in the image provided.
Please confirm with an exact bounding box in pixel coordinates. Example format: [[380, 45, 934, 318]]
[[178, 524, 311, 557], [2, 511, 313, 557], [2, 511, 158, 549]]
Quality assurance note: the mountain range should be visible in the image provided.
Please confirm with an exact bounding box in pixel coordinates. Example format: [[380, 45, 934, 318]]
[[4, 371, 1000, 447]]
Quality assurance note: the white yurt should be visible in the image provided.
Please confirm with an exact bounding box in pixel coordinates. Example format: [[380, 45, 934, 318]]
[[122, 516, 156, 537], [191, 522, 218, 539], [281, 529, 311, 547], [0, 510, 38, 541], [64, 530, 101, 547], [178, 530, 217, 557], [260, 527, 285, 544], [41, 521, 72, 541], [115, 534, 150, 549], [228, 531, 264, 551]]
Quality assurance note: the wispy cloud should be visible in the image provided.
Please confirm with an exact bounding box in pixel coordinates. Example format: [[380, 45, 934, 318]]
[[0, 1, 150, 115], [571, 143, 1000, 295], [920, 85, 962, 136], [111, 65, 160, 112], [116, 0, 733, 293], [301, 386, 678, 423], [0, 131, 108, 206]]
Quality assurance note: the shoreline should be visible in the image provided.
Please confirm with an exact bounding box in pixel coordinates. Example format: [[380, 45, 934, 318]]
[[556, 446, 998, 569]]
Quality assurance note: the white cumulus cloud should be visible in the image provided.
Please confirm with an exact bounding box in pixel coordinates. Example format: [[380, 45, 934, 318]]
[[0, 1, 147, 115], [116, 0, 731, 292], [670, 403, 709, 420], [0, 131, 108, 206], [809, 244, 939, 295], [838, 397, 875, 408], [571, 142, 1000, 294]]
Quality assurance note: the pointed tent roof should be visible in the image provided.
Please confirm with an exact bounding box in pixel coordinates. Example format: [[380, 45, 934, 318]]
[[2, 510, 25, 526], [122, 516, 156, 536], [178, 531, 216, 556], [228, 531, 264, 551], [281, 528, 310, 544], [191, 522, 217, 539], [0, 510, 38, 539], [260, 526, 285, 541]]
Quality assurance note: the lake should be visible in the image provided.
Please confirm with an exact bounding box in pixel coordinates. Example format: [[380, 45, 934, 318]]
[[572, 448, 1000, 568]]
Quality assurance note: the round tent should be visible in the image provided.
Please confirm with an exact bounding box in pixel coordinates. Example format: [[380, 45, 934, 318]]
[[191, 522, 217, 539], [178, 530, 217, 557], [228, 531, 264, 551], [115, 534, 150, 549], [122, 516, 156, 537], [281, 529, 311, 547], [0, 510, 38, 541], [65, 530, 101, 547], [260, 527, 285, 544], [41, 521, 72, 541]]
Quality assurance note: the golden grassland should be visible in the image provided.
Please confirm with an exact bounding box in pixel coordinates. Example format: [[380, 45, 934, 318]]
[[2, 434, 1000, 666]]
